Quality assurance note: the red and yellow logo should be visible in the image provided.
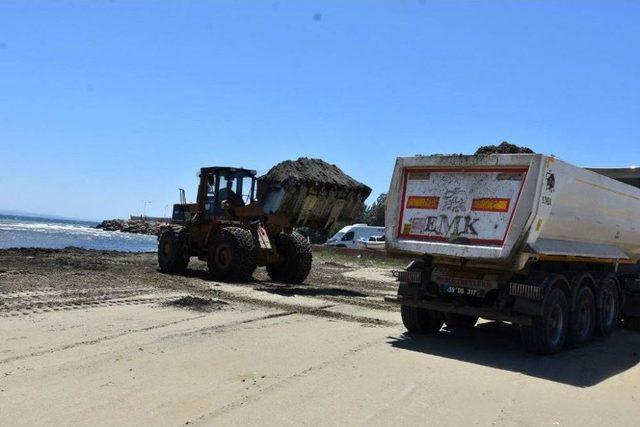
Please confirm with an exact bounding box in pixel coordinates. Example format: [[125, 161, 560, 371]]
[[471, 198, 510, 212], [406, 196, 440, 210]]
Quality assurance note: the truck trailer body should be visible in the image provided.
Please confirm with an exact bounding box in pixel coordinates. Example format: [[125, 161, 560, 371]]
[[384, 153, 640, 354]]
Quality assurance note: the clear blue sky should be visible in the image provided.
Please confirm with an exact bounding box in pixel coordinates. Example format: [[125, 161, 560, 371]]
[[1, 1, 639, 220]]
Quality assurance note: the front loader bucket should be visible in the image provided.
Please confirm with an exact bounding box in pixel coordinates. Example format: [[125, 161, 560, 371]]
[[257, 158, 371, 230]]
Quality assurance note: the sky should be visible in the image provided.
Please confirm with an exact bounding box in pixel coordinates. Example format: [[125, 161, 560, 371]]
[[1, 0, 639, 220]]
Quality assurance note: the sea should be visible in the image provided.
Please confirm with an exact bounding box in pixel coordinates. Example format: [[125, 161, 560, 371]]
[[0, 214, 158, 252]]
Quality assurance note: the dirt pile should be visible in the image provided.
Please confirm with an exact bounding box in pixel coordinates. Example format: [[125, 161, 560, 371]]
[[257, 157, 371, 199], [166, 296, 228, 311], [475, 141, 534, 155]]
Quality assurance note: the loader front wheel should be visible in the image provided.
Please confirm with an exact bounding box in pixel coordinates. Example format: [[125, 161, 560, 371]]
[[266, 232, 312, 284], [208, 227, 257, 282], [158, 226, 190, 274]]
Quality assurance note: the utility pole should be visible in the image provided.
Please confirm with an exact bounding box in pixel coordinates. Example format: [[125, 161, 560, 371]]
[[143, 201, 152, 219]]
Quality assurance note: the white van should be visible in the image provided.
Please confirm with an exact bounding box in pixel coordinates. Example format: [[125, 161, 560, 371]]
[[324, 224, 386, 249]]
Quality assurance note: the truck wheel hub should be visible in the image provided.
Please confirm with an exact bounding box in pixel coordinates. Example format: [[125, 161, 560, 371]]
[[548, 305, 564, 345], [578, 302, 592, 337], [602, 290, 616, 325], [162, 240, 172, 257]]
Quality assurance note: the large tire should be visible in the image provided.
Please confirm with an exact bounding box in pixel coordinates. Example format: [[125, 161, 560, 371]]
[[445, 313, 478, 329], [566, 286, 596, 348], [398, 284, 444, 333], [520, 287, 569, 355], [595, 278, 620, 337], [266, 232, 312, 284], [401, 305, 444, 334], [207, 227, 257, 282], [157, 226, 190, 273]]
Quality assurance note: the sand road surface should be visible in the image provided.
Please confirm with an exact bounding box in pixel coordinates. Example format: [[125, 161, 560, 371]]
[[1, 249, 640, 426]]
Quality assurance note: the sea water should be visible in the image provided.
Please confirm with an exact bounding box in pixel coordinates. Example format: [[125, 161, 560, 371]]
[[0, 214, 157, 252]]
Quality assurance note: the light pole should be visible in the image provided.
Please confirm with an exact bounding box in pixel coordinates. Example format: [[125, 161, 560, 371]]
[[143, 201, 152, 219]]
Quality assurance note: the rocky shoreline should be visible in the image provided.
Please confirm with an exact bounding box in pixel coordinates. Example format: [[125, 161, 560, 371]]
[[95, 219, 165, 235]]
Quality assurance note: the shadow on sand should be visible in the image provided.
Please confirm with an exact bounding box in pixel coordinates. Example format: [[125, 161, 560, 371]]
[[159, 268, 366, 298], [388, 321, 640, 387], [253, 284, 367, 298]]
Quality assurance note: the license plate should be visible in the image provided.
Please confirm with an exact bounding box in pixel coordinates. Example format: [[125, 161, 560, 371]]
[[442, 285, 479, 297]]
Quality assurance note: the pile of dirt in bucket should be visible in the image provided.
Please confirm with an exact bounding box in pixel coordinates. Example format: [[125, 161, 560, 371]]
[[475, 141, 534, 155], [257, 158, 371, 198], [256, 158, 372, 230]]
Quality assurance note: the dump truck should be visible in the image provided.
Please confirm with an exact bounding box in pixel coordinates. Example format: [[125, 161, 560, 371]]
[[384, 153, 640, 354], [157, 158, 370, 283]]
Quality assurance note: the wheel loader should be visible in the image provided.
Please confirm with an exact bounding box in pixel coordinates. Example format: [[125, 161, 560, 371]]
[[157, 159, 371, 283]]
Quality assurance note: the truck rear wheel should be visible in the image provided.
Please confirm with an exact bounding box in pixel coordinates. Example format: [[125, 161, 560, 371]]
[[520, 287, 568, 354], [401, 305, 444, 333], [445, 313, 478, 329], [266, 232, 312, 284], [567, 286, 595, 348], [157, 226, 190, 273], [208, 227, 257, 282], [595, 279, 619, 337]]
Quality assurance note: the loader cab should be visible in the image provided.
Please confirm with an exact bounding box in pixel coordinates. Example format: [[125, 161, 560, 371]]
[[197, 167, 257, 219]]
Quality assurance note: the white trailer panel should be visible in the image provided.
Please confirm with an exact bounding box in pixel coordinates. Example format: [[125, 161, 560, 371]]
[[386, 154, 640, 265]]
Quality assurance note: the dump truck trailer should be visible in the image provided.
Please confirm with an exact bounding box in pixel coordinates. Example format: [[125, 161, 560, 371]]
[[384, 153, 640, 354]]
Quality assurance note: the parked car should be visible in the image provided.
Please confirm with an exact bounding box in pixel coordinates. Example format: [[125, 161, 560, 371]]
[[355, 235, 386, 251], [324, 224, 386, 249]]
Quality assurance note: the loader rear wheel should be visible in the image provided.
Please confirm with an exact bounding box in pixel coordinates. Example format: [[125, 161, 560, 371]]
[[157, 226, 190, 274], [207, 227, 256, 282], [520, 287, 568, 355], [566, 286, 595, 348], [595, 279, 619, 337], [266, 232, 312, 284], [445, 313, 478, 329]]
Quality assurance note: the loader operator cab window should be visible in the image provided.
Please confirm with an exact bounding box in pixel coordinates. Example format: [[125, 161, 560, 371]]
[[204, 174, 219, 217], [203, 170, 256, 218], [240, 176, 256, 204]]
